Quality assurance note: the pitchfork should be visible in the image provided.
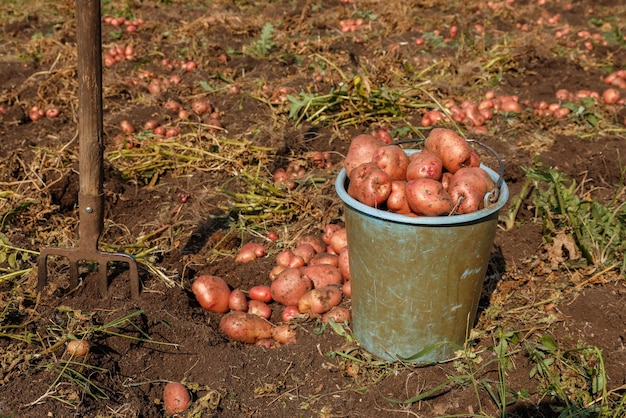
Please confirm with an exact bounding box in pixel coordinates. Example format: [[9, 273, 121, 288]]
[[38, 0, 140, 298]]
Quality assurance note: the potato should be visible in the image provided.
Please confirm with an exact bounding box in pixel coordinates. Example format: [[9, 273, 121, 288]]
[[235, 242, 266, 263], [296, 235, 326, 253], [343, 134, 386, 178], [270, 267, 313, 306], [228, 289, 248, 312], [281, 305, 302, 322], [292, 243, 317, 264], [219, 311, 273, 344], [301, 264, 343, 289], [269, 264, 287, 281], [448, 167, 495, 214], [406, 150, 443, 181], [441, 171, 454, 192], [298, 285, 343, 315], [337, 247, 350, 282], [424, 128, 472, 173], [272, 324, 297, 345], [249, 285, 272, 303], [192, 275, 231, 313], [322, 306, 351, 324], [322, 224, 342, 245], [328, 227, 348, 254], [308, 252, 339, 267], [163, 382, 191, 415], [405, 178, 454, 216], [371, 145, 410, 181], [386, 181, 412, 214], [275, 249, 305, 268], [66, 340, 90, 357], [247, 300, 272, 319], [468, 150, 481, 167], [347, 163, 392, 208], [342, 280, 351, 298]]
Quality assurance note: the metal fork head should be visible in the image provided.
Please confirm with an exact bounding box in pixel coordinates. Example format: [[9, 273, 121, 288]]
[[37, 194, 140, 298]]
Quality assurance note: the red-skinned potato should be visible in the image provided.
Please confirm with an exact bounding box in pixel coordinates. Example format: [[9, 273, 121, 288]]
[[348, 163, 392, 208], [322, 224, 343, 245], [468, 150, 481, 167], [292, 243, 317, 264], [247, 300, 272, 319], [298, 285, 343, 315], [301, 264, 343, 289], [271, 268, 313, 306], [269, 264, 287, 281], [406, 150, 443, 181], [219, 311, 273, 344], [296, 235, 326, 253], [372, 127, 393, 144], [66, 340, 90, 357], [337, 247, 350, 282], [342, 280, 351, 298], [281, 305, 302, 322], [386, 181, 412, 214], [309, 252, 339, 267], [329, 227, 348, 254], [228, 289, 248, 312], [272, 324, 297, 345], [235, 242, 266, 263], [424, 128, 472, 173], [405, 178, 454, 216], [256, 338, 279, 349], [441, 172, 454, 192], [371, 145, 410, 181], [448, 167, 495, 214], [275, 249, 306, 268], [343, 134, 386, 178], [322, 306, 351, 324], [192, 275, 231, 313], [163, 382, 191, 415], [249, 285, 272, 303]]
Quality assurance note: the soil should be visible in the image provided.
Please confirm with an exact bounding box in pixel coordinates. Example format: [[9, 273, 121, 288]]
[[1, 0, 625, 417]]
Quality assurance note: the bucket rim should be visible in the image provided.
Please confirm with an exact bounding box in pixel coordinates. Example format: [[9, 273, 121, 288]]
[[335, 154, 509, 226]]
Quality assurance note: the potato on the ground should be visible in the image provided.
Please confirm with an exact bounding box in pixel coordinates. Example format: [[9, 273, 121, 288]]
[[298, 285, 343, 315], [191, 275, 231, 313], [219, 311, 273, 344], [163, 382, 191, 415], [337, 247, 350, 282], [228, 289, 248, 312], [301, 264, 343, 289], [271, 268, 313, 306], [322, 306, 351, 324], [272, 324, 297, 345]]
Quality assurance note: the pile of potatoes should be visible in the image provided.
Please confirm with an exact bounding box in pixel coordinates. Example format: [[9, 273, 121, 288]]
[[344, 128, 496, 216], [192, 224, 351, 347]]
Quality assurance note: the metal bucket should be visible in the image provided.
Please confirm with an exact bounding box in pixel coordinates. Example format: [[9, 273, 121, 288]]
[[335, 146, 509, 363]]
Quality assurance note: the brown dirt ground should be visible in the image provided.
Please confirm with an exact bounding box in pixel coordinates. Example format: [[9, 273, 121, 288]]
[[1, 0, 625, 417]]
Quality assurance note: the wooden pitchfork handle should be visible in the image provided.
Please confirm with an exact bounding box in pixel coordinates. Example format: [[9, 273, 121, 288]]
[[37, 0, 140, 298]]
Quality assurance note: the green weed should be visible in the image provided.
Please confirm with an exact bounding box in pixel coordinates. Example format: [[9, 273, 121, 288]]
[[525, 163, 626, 273]]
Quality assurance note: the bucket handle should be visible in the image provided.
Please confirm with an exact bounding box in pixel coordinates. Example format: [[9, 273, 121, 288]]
[[392, 138, 504, 208]]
